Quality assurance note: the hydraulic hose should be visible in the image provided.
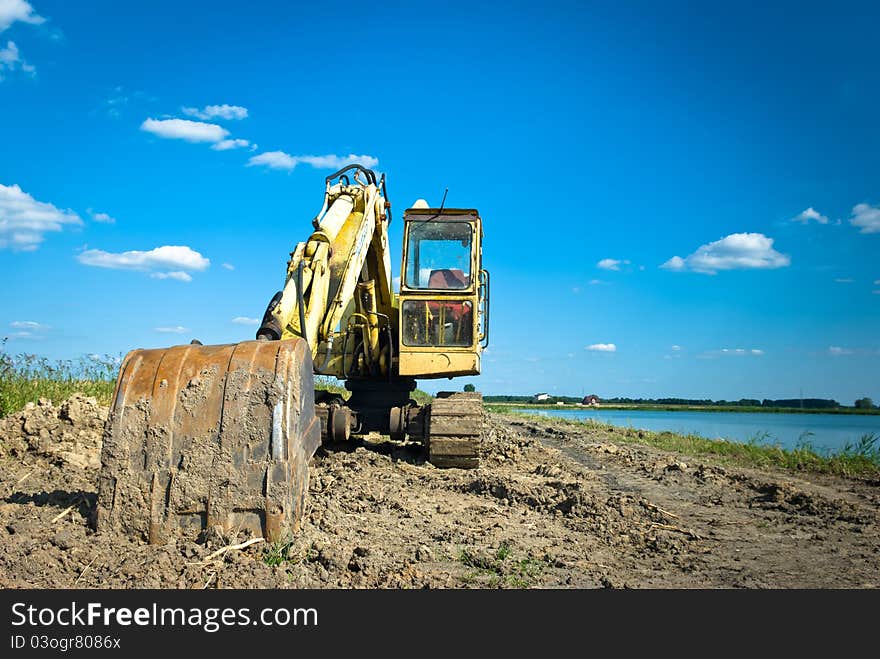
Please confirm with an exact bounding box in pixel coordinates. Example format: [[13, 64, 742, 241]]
[[256, 291, 283, 341], [317, 334, 334, 372], [295, 260, 308, 346], [363, 311, 393, 382]]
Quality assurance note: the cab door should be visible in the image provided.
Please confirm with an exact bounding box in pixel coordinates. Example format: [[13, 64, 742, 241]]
[[397, 208, 485, 378]]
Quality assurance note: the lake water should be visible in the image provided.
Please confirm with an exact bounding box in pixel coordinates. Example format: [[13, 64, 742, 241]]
[[510, 407, 880, 454]]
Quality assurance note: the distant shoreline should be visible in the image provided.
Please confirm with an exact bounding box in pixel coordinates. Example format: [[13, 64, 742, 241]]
[[485, 402, 880, 416]]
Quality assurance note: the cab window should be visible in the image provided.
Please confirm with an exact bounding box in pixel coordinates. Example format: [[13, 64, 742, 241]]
[[404, 221, 472, 290]]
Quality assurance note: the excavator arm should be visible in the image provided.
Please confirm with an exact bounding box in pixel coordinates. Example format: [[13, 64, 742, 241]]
[[256, 164, 395, 379]]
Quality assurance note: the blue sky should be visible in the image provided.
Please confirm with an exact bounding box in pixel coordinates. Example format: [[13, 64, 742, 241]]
[[1, 0, 877, 403]]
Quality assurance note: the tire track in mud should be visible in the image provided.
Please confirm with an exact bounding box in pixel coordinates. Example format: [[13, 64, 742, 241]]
[[496, 414, 880, 588], [507, 419, 641, 494]]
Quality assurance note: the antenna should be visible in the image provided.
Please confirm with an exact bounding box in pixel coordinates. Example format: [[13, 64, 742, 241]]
[[413, 187, 450, 225]]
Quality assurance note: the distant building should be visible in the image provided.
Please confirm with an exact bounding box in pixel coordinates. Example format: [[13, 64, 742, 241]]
[[582, 394, 601, 406], [532, 393, 550, 402]]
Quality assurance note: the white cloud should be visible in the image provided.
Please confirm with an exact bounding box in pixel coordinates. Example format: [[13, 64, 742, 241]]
[[6, 318, 48, 340], [247, 151, 378, 171], [9, 320, 48, 330], [0, 38, 15, 61], [141, 118, 229, 143], [155, 326, 188, 334], [182, 104, 248, 121], [0, 182, 82, 250], [828, 346, 853, 356], [211, 138, 251, 151], [77, 245, 210, 279], [247, 151, 296, 170], [661, 232, 790, 275], [850, 203, 880, 234], [586, 343, 616, 352], [87, 208, 115, 224], [104, 86, 128, 117], [791, 207, 829, 224], [5, 330, 38, 340], [597, 258, 629, 271], [701, 348, 764, 358], [662, 255, 685, 271], [231, 316, 259, 325], [588, 279, 602, 285], [0, 1, 44, 32], [104, 87, 155, 118], [0, 39, 15, 63], [150, 271, 192, 282], [222, 262, 234, 270], [833, 278, 854, 284], [0, 39, 34, 78], [295, 154, 379, 169], [671, 345, 681, 351]]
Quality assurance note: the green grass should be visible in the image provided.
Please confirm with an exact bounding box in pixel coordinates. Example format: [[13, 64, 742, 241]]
[[410, 388, 433, 406], [457, 542, 548, 588], [314, 374, 433, 405], [263, 539, 296, 566], [0, 342, 118, 417], [313, 375, 350, 398], [263, 539, 318, 567], [499, 411, 880, 479]]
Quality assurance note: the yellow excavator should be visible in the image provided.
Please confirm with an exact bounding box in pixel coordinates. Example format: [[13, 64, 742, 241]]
[[95, 164, 489, 544]]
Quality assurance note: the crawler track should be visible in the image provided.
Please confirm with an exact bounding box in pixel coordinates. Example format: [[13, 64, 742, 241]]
[[426, 391, 484, 469]]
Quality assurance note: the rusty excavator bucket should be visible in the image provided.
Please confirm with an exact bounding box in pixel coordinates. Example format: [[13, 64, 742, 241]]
[[95, 338, 321, 544]]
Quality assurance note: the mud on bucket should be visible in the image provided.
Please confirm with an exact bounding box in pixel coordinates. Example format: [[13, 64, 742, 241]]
[[94, 338, 321, 544]]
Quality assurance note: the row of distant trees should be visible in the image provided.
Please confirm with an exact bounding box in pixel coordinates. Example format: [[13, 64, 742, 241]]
[[603, 397, 847, 409], [483, 394, 582, 404], [481, 393, 876, 409]]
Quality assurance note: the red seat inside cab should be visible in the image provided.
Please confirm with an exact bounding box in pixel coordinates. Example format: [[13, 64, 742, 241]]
[[427, 269, 471, 322], [428, 268, 468, 289]]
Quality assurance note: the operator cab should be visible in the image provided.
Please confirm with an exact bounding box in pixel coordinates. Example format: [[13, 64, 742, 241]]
[[397, 207, 488, 378]]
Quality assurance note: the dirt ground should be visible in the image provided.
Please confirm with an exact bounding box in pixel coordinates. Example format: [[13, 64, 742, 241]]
[[0, 395, 877, 588]]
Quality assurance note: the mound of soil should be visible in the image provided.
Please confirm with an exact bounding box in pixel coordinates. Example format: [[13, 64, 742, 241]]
[[0, 398, 877, 588], [0, 395, 104, 470]]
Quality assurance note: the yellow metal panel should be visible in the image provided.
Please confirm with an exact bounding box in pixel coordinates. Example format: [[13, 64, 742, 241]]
[[397, 350, 480, 378]]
